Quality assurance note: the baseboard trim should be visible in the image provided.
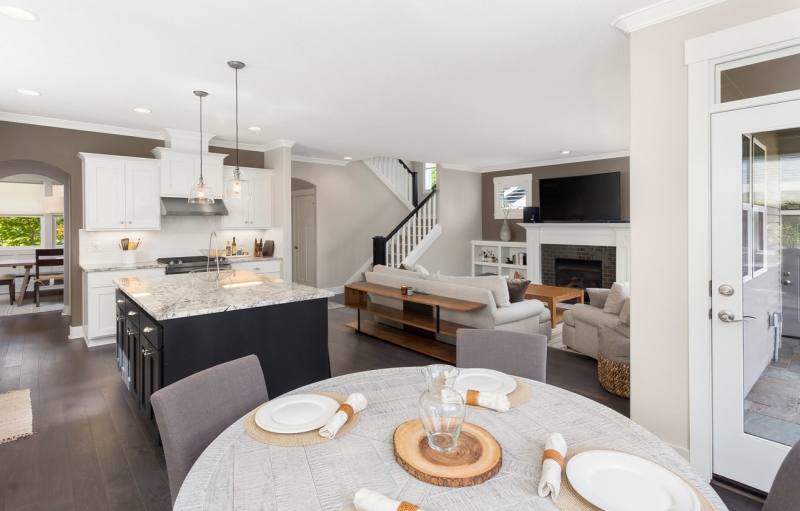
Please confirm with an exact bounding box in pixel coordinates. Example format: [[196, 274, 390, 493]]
[[325, 285, 344, 295], [84, 335, 115, 349], [68, 325, 84, 340], [62, 305, 71, 316]]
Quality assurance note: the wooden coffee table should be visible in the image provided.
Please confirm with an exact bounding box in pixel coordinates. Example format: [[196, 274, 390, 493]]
[[525, 284, 584, 327]]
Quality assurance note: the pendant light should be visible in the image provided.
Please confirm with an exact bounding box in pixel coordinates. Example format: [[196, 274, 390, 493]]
[[225, 60, 246, 199], [188, 90, 215, 204]]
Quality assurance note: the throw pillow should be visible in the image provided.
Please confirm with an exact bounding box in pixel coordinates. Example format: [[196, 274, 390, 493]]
[[507, 279, 530, 303], [619, 298, 631, 325], [433, 274, 512, 307], [603, 282, 630, 315], [587, 288, 609, 308]]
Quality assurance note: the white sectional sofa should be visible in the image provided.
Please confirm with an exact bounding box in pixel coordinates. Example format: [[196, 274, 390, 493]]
[[363, 265, 551, 343]]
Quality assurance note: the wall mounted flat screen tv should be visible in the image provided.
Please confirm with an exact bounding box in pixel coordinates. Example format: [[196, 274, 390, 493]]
[[539, 172, 622, 222]]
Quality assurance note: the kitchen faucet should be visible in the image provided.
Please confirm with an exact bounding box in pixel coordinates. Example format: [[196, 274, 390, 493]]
[[206, 231, 221, 276]]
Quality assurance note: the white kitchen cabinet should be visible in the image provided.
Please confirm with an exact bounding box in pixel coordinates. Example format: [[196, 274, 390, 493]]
[[221, 166, 272, 229], [231, 259, 282, 278], [80, 153, 160, 231], [154, 147, 225, 199], [83, 268, 164, 339]]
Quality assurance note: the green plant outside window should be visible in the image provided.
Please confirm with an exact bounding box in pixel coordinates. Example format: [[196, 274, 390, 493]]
[[0, 216, 42, 247], [55, 215, 64, 246]]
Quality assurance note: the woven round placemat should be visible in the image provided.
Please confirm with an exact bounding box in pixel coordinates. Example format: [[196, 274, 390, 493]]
[[244, 392, 361, 447], [465, 378, 533, 410], [554, 449, 715, 511]]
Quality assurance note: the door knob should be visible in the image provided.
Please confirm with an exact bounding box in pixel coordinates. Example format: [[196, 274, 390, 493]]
[[718, 310, 756, 323], [718, 284, 735, 296]]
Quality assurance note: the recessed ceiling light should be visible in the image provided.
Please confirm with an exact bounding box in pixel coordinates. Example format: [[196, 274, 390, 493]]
[[133, 107, 151, 114], [0, 6, 38, 21], [343, 156, 353, 160], [560, 150, 571, 155], [16, 88, 40, 96], [247, 126, 261, 132]]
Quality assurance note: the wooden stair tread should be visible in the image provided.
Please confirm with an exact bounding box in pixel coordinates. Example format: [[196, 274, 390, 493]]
[[346, 320, 456, 364]]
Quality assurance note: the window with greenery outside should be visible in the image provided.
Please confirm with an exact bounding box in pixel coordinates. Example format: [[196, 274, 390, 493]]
[[0, 216, 42, 247], [55, 215, 64, 246]]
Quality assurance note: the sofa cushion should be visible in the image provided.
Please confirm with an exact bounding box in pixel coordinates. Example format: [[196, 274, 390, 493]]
[[433, 274, 511, 307], [619, 298, 630, 325], [373, 264, 424, 279], [507, 279, 530, 303], [603, 282, 630, 315], [587, 288, 611, 308], [572, 303, 622, 329], [599, 326, 630, 362], [493, 298, 545, 325]]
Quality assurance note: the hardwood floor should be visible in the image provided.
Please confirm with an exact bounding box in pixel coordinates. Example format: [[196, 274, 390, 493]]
[[0, 306, 762, 510]]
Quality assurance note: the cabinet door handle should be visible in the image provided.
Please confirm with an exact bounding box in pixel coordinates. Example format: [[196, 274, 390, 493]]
[[127, 310, 137, 316], [142, 326, 155, 334], [126, 329, 135, 335], [141, 348, 154, 357], [116, 299, 125, 304]]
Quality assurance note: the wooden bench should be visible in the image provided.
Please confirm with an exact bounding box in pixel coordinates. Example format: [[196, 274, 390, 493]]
[[344, 281, 485, 363]]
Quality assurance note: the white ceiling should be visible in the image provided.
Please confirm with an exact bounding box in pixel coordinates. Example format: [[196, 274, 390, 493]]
[[1, 0, 659, 169]]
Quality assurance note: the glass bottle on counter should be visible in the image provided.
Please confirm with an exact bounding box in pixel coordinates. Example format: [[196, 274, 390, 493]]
[[231, 237, 237, 256], [225, 240, 232, 256]]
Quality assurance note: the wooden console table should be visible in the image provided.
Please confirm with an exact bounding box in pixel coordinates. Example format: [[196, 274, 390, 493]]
[[344, 282, 485, 363], [525, 284, 584, 327]]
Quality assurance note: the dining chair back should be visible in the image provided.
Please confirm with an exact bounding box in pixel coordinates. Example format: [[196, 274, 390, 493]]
[[456, 329, 547, 382], [0, 274, 15, 305], [33, 248, 64, 306], [151, 355, 269, 505], [763, 440, 800, 510]]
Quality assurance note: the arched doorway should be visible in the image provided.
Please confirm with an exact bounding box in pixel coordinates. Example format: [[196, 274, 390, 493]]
[[291, 178, 316, 286], [0, 160, 71, 314]]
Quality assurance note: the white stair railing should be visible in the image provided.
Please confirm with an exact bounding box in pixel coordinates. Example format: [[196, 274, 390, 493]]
[[385, 189, 437, 267], [362, 157, 415, 210]]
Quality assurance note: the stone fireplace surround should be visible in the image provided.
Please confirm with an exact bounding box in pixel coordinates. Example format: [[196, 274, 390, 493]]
[[542, 245, 617, 289], [517, 223, 631, 286]]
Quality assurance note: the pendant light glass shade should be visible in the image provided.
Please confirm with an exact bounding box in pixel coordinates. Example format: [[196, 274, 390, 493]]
[[225, 60, 247, 200], [189, 90, 215, 204]]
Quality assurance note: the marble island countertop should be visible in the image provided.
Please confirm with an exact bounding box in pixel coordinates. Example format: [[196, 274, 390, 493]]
[[115, 270, 332, 321], [80, 256, 283, 273]]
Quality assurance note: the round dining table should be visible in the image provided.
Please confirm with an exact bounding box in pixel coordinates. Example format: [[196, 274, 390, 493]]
[[174, 367, 727, 510]]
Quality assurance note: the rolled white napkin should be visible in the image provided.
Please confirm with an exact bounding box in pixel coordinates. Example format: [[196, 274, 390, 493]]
[[460, 389, 511, 412], [318, 392, 367, 439], [537, 433, 568, 501], [353, 488, 424, 511]]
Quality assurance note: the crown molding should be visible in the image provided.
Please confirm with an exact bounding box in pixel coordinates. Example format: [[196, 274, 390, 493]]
[[291, 154, 348, 166], [478, 151, 630, 173], [209, 137, 266, 152], [613, 0, 728, 34], [0, 111, 164, 140], [264, 139, 296, 151]]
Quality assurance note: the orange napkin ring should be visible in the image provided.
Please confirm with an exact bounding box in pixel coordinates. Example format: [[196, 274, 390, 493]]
[[397, 502, 418, 511], [465, 389, 480, 406], [337, 403, 354, 420], [543, 449, 565, 469]]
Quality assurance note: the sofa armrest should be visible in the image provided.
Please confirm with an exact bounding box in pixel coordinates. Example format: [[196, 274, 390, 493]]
[[586, 288, 611, 308], [492, 299, 545, 325]]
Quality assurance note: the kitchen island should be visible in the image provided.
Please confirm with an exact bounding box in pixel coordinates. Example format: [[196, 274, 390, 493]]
[[114, 270, 333, 432]]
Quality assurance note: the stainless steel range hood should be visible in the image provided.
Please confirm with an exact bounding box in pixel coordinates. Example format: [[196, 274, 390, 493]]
[[160, 197, 229, 216]]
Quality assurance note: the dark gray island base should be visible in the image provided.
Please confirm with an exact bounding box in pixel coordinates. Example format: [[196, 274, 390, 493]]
[[113, 271, 333, 433]]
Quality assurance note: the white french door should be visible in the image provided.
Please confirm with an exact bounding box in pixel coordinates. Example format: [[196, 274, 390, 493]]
[[711, 99, 800, 491]]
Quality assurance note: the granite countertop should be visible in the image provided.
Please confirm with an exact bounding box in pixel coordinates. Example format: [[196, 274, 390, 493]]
[[115, 270, 333, 321], [81, 260, 166, 272], [227, 256, 283, 263]]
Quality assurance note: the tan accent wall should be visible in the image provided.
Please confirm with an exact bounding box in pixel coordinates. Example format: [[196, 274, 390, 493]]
[[629, 0, 799, 454], [209, 146, 264, 168], [481, 157, 630, 241]]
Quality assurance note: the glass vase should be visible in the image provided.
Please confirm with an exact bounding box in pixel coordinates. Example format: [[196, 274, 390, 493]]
[[418, 364, 465, 453]]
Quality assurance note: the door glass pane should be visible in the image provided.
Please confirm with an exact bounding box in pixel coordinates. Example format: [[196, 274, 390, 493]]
[[744, 127, 800, 446], [720, 51, 800, 103]]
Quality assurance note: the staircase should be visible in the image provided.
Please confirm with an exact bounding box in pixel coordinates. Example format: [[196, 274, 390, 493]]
[[363, 157, 419, 210], [373, 186, 440, 268]]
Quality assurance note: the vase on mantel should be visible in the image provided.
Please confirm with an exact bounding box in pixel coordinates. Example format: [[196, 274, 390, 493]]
[[499, 209, 512, 241]]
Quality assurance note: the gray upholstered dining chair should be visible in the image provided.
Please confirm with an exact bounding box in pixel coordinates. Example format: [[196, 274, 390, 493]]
[[763, 440, 800, 510], [456, 329, 547, 382], [151, 355, 269, 505]]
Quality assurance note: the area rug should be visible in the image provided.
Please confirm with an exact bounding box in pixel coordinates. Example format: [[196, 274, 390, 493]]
[[0, 301, 63, 317], [0, 389, 33, 445]]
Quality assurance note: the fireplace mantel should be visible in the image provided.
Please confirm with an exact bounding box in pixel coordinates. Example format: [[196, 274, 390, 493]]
[[517, 223, 631, 285]]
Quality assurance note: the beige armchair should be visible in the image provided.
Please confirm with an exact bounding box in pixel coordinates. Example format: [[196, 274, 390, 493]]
[[562, 286, 630, 359]]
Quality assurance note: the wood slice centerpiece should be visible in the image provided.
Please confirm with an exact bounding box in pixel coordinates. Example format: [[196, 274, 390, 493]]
[[393, 419, 502, 487]]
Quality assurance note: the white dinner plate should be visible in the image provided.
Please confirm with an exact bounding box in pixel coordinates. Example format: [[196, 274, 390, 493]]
[[453, 368, 517, 395], [254, 394, 339, 434], [566, 450, 701, 511]]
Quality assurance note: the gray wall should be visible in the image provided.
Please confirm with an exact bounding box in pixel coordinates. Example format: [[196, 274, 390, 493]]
[[416, 167, 483, 276], [291, 160, 408, 288], [481, 157, 630, 241]]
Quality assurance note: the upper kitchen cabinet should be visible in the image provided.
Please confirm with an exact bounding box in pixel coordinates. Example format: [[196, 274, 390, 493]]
[[221, 166, 272, 229], [80, 153, 160, 231], [153, 147, 225, 199]]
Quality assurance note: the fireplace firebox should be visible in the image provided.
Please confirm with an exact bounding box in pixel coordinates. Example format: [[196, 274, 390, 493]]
[[555, 258, 603, 291]]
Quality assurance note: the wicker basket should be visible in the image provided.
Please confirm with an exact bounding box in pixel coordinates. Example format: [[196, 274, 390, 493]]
[[598, 355, 630, 398]]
